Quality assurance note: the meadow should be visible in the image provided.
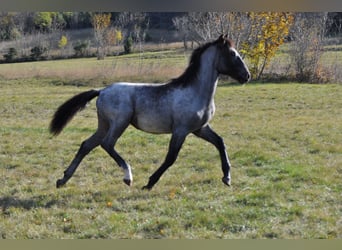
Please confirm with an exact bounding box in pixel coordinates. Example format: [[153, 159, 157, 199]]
[[0, 50, 341, 238]]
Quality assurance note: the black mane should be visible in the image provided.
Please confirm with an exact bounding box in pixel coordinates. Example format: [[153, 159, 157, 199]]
[[169, 40, 219, 87]]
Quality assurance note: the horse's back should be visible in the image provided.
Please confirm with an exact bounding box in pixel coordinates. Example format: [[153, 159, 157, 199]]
[[96, 83, 136, 121], [96, 82, 173, 133]]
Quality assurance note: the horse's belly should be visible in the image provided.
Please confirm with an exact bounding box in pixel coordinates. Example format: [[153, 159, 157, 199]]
[[131, 114, 172, 134]]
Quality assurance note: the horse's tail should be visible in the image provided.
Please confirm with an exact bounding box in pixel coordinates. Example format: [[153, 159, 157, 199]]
[[49, 89, 100, 136]]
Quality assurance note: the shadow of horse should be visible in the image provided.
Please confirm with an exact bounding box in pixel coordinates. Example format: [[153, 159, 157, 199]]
[[0, 196, 59, 213]]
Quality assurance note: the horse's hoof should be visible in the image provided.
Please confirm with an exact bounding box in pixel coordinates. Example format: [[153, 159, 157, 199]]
[[222, 177, 231, 186], [123, 179, 132, 186], [142, 185, 152, 191], [56, 179, 65, 188]]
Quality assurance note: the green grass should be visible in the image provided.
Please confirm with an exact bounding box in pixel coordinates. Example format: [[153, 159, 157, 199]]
[[0, 78, 341, 239]]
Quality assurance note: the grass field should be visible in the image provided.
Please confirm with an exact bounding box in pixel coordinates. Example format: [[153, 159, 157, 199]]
[[1, 42, 341, 83], [0, 49, 189, 84], [0, 77, 341, 238]]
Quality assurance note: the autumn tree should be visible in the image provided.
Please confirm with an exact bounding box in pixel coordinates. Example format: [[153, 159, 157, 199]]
[[174, 12, 294, 80], [115, 29, 123, 44], [58, 35, 68, 57], [92, 13, 112, 60], [58, 35, 67, 48], [240, 12, 294, 80], [106, 28, 123, 46]]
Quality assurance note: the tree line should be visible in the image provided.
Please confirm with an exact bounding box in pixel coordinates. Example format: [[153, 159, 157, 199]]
[[1, 12, 340, 41], [1, 12, 341, 82], [0, 12, 150, 61], [0, 12, 180, 41], [0, 12, 91, 40]]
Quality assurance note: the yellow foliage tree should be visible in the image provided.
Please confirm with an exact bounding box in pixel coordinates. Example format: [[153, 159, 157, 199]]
[[58, 35, 68, 49], [105, 28, 123, 47], [92, 13, 112, 60], [240, 12, 294, 79], [115, 29, 123, 44]]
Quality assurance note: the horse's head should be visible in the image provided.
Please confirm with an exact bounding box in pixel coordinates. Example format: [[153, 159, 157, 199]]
[[215, 35, 250, 84]]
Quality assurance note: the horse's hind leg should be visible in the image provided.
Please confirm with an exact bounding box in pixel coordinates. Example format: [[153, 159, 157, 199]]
[[101, 119, 133, 186], [56, 132, 103, 187], [56, 130, 105, 188]]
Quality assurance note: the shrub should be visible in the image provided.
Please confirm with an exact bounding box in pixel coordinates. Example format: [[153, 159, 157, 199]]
[[30, 46, 48, 61], [124, 36, 133, 54], [73, 41, 89, 57], [3, 47, 17, 62]]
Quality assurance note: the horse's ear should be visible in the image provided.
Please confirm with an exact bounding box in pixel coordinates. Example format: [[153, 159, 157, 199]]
[[217, 34, 230, 46], [217, 34, 225, 43]]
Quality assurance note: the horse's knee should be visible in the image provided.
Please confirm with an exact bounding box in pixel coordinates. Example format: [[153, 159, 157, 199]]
[[79, 140, 95, 155], [215, 135, 225, 147], [100, 140, 112, 153], [80, 134, 102, 154]]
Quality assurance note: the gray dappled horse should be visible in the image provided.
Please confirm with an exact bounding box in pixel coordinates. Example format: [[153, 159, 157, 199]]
[[50, 35, 250, 190]]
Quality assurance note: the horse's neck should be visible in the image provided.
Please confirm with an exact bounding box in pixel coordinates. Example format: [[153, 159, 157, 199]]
[[192, 46, 219, 102]]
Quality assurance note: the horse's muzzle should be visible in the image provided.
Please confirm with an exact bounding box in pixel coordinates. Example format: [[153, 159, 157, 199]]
[[239, 72, 251, 83]]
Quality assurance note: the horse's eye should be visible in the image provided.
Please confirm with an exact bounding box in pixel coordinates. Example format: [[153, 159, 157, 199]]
[[230, 51, 236, 57]]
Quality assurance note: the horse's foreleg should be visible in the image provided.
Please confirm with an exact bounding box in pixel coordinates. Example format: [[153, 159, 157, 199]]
[[193, 125, 231, 186], [142, 131, 187, 190], [56, 132, 103, 188]]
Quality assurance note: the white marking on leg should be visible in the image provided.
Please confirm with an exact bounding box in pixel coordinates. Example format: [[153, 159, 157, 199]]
[[124, 167, 132, 180], [123, 165, 133, 186]]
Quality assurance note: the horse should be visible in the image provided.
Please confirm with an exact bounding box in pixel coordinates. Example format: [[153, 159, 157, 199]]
[[49, 34, 250, 190]]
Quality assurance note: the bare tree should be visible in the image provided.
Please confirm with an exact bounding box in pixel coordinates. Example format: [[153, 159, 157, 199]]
[[327, 12, 342, 36], [173, 12, 250, 49], [172, 15, 191, 49], [115, 12, 149, 53], [289, 12, 329, 82]]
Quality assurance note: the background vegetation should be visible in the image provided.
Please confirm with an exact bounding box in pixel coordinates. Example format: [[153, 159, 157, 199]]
[[0, 12, 341, 82]]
